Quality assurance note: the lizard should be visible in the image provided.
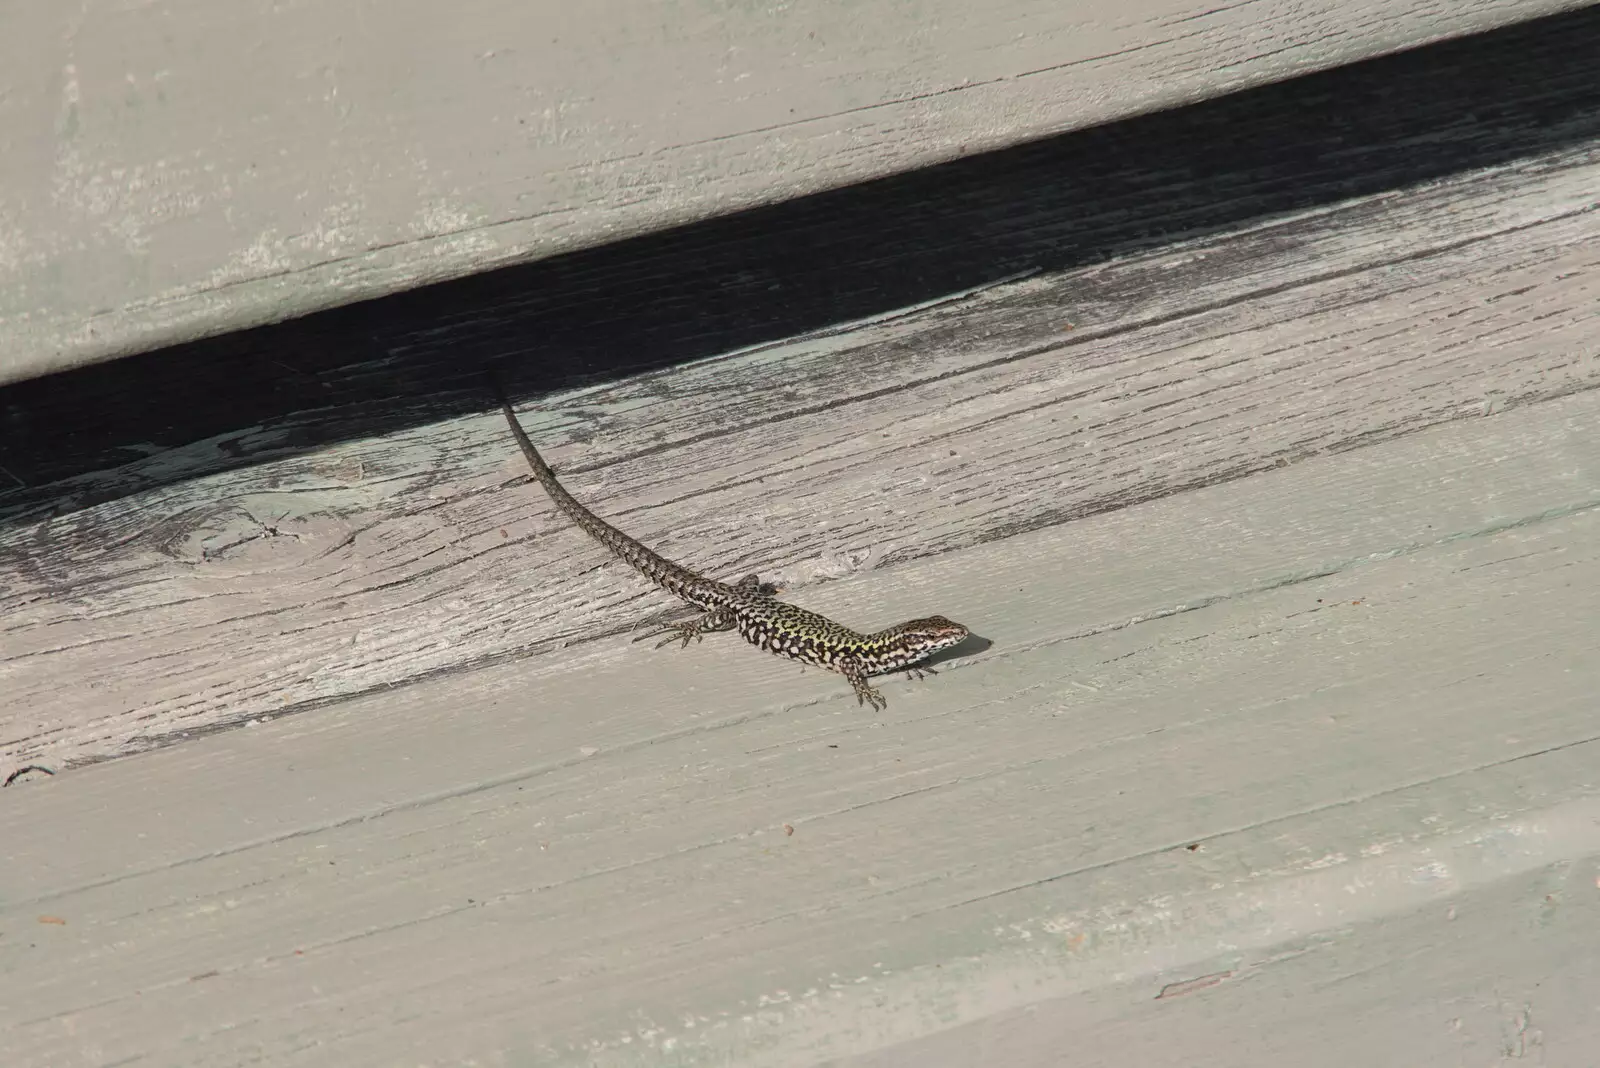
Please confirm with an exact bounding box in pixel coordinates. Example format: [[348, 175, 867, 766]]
[[493, 383, 970, 711]]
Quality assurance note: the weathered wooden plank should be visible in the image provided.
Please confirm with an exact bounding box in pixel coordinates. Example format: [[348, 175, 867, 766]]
[[3, 0, 1585, 385], [2, 130, 1595, 769], [3, 387, 1597, 1065]]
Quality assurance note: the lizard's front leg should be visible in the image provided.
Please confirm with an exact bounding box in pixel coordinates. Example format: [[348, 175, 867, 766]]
[[839, 661, 888, 712]]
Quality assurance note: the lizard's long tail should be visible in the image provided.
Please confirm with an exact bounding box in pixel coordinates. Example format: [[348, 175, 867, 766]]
[[487, 374, 718, 605]]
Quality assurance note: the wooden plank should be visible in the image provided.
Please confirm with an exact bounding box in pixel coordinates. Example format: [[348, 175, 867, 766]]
[[839, 862, 1600, 1067], [2, 123, 1596, 770], [3, 388, 1597, 1064], [0, 0, 1587, 384]]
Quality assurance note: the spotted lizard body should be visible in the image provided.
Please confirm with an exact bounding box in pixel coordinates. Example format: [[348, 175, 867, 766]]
[[495, 387, 969, 710]]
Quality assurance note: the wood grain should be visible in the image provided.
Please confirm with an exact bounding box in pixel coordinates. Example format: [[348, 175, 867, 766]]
[[2, 130, 1596, 769]]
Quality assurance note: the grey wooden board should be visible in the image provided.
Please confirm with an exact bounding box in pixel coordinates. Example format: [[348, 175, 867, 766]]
[[2, 388, 1598, 1065], [0, 0, 1588, 386], [837, 861, 1600, 1067], [3, 128, 1596, 772]]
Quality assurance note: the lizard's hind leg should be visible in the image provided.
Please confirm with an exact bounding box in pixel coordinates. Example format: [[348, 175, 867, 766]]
[[731, 573, 783, 597], [633, 607, 738, 649], [633, 574, 777, 649]]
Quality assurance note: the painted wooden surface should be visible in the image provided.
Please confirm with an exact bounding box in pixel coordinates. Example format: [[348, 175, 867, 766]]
[[0, 0, 1587, 385], [3, 386, 1598, 1065], [3, 13, 1600, 1065], [842, 856, 1600, 1066]]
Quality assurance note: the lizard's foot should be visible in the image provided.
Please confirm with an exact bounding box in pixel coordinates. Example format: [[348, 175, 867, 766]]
[[633, 620, 706, 649], [633, 605, 737, 649], [842, 665, 888, 712]]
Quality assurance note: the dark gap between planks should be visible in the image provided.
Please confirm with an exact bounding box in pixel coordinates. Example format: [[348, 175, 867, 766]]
[[2, 5, 1598, 528]]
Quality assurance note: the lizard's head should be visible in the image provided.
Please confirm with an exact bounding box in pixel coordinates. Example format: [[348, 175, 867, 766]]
[[877, 615, 971, 667]]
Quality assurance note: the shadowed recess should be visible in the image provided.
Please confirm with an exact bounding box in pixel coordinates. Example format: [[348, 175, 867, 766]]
[[2, 5, 1598, 526]]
